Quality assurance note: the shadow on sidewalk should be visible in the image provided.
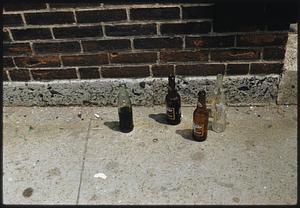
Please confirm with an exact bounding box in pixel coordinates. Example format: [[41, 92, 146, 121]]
[[148, 113, 169, 125], [104, 121, 120, 132]]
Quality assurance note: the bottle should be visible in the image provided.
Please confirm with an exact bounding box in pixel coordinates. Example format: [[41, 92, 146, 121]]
[[118, 85, 134, 133], [165, 75, 181, 125], [212, 74, 226, 133], [192, 90, 209, 141]]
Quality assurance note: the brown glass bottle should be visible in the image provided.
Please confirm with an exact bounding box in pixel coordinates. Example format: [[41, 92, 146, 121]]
[[192, 90, 209, 141], [165, 75, 181, 125]]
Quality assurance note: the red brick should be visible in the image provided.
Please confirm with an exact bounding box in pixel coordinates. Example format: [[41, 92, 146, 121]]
[[176, 64, 225, 76], [134, 37, 182, 50], [186, 35, 235, 48], [237, 33, 288, 47], [33, 42, 81, 54], [14, 56, 61, 68], [9, 69, 31, 81], [31, 68, 77, 80], [160, 51, 208, 63], [152, 65, 174, 77], [3, 43, 32, 56], [109, 52, 157, 64], [82, 39, 131, 52], [61, 54, 108, 66], [250, 63, 283, 74], [101, 66, 150, 78], [211, 49, 260, 61]]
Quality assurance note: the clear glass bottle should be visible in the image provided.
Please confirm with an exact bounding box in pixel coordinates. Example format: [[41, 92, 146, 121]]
[[212, 74, 226, 133], [118, 85, 134, 133]]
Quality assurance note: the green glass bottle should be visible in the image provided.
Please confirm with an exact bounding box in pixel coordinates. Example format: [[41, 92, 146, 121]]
[[118, 86, 134, 133]]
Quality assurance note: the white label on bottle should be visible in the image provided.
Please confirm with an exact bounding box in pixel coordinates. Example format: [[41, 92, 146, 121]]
[[166, 107, 175, 120], [193, 123, 204, 137]]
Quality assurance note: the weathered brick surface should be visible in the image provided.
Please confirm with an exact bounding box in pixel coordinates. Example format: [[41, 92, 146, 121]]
[[176, 64, 225, 76], [250, 63, 284, 74], [3, 57, 15, 68], [160, 51, 209, 63], [9, 69, 31, 81], [76, 9, 127, 23], [31, 68, 77, 80], [161, 22, 211, 35], [25, 12, 75, 25], [134, 37, 183, 49], [186, 35, 235, 48], [53, 26, 103, 39], [105, 24, 157, 36], [79, 67, 100, 79], [130, 7, 180, 20], [3, 14, 24, 27], [182, 6, 214, 19], [226, 64, 249, 75], [62, 54, 108, 66], [237, 33, 288, 47], [11, 28, 52, 40], [110, 52, 157, 64], [102, 66, 150, 78], [152, 65, 174, 77], [14, 56, 61, 68], [3, 43, 32, 56], [33, 42, 81, 54], [82, 39, 131, 52], [263, 47, 286, 60], [211, 49, 261, 61]]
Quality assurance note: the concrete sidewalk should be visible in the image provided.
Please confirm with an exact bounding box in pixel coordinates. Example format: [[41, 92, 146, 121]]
[[3, 105, 297, 205]]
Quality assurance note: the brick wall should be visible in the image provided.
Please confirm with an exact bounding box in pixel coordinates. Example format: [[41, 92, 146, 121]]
[[2, 2, 297, 81]]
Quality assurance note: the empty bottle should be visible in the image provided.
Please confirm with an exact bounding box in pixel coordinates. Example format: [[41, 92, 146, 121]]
[[212, 74, 226, 133], [192, 90, 209, 141], [118, 85, 134, 133], [165, 75, 181, 125]]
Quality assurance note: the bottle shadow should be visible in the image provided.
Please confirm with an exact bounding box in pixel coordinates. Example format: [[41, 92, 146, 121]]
[[148, 113, 170, 125], [175, 129, 195, 141], [103, 121, 120, 132]]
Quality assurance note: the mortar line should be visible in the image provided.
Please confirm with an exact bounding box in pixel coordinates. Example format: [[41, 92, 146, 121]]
[[76, 118, 92, 205]]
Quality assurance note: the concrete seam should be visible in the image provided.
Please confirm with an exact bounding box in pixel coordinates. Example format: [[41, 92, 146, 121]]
[[76, 119, 92, 205]]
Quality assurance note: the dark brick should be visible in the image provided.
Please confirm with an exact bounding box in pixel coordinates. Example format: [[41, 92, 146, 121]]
[[237, 33, 288, 47], [82, 39, 131, 52], [33, 42, 81, 54], [14, 56, 61, 68], [226, 64, 249, 75], [11, 28, 52, 41], [3, 43, 32, 56], [102, 66, 150, 78], [130, 7, 180, 20], [186, 35, 235, 48], [79, 67, 100, 79], [25, 12, 75, 25], [3, 29, 12, 42], [182, 6, 213, 19], [49, 3, 100, 8], [3, 14, 24, 27], [176, 64, 225, 76], [152, 65, 174, 77], [76, 9, 127, 23], [3, 70, 9, 81], [9, 69, 31, 81], [211, 49, 260, 61], [31, 68, 77, 80], [160, 51, 208, 63], [3, 57, 15, 68], [109, 52, 157, 64], [263, 47, 286, 60], [250, 63, 284, 74], [266, 23, 290, 31], [105, 24, 156, 37], [161, 22, 211, 35], [4, 3, 47, 11], [134, 37, 182, 50], [53, 26, 103, 39], [61, 54, 108, 66], [214, 22, 264, 32]]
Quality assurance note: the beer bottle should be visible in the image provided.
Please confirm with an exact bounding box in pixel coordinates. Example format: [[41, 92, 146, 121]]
[[192, 90, 209, 141], [118, 85, 134, 133], [212, 74, 226, 133], [165, 75, 181, 125]]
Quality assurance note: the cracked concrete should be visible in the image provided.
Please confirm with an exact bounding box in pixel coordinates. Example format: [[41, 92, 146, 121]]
[[3, 105, 297, 205]]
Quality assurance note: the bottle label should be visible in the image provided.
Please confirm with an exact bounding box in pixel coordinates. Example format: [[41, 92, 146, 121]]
[[193, 123, 204, 137], [166, 107, 175, 120], [197, 102, 203, 108]]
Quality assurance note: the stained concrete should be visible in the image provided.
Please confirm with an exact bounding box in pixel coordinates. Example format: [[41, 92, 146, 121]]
[[3, 75, 280, 107], [3, 105, 297, 205]]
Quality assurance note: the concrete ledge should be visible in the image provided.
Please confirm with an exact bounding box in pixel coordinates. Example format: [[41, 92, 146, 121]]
[[4, 75, 280, 107]]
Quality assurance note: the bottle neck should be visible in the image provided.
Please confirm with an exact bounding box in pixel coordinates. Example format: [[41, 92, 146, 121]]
[[197, 99, 206, 108]]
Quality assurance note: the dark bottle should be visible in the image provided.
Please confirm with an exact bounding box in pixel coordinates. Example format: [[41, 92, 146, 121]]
[[192, 90, 209, 141], [118, 86, 134, 133], [165, 75, 181, 125]]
